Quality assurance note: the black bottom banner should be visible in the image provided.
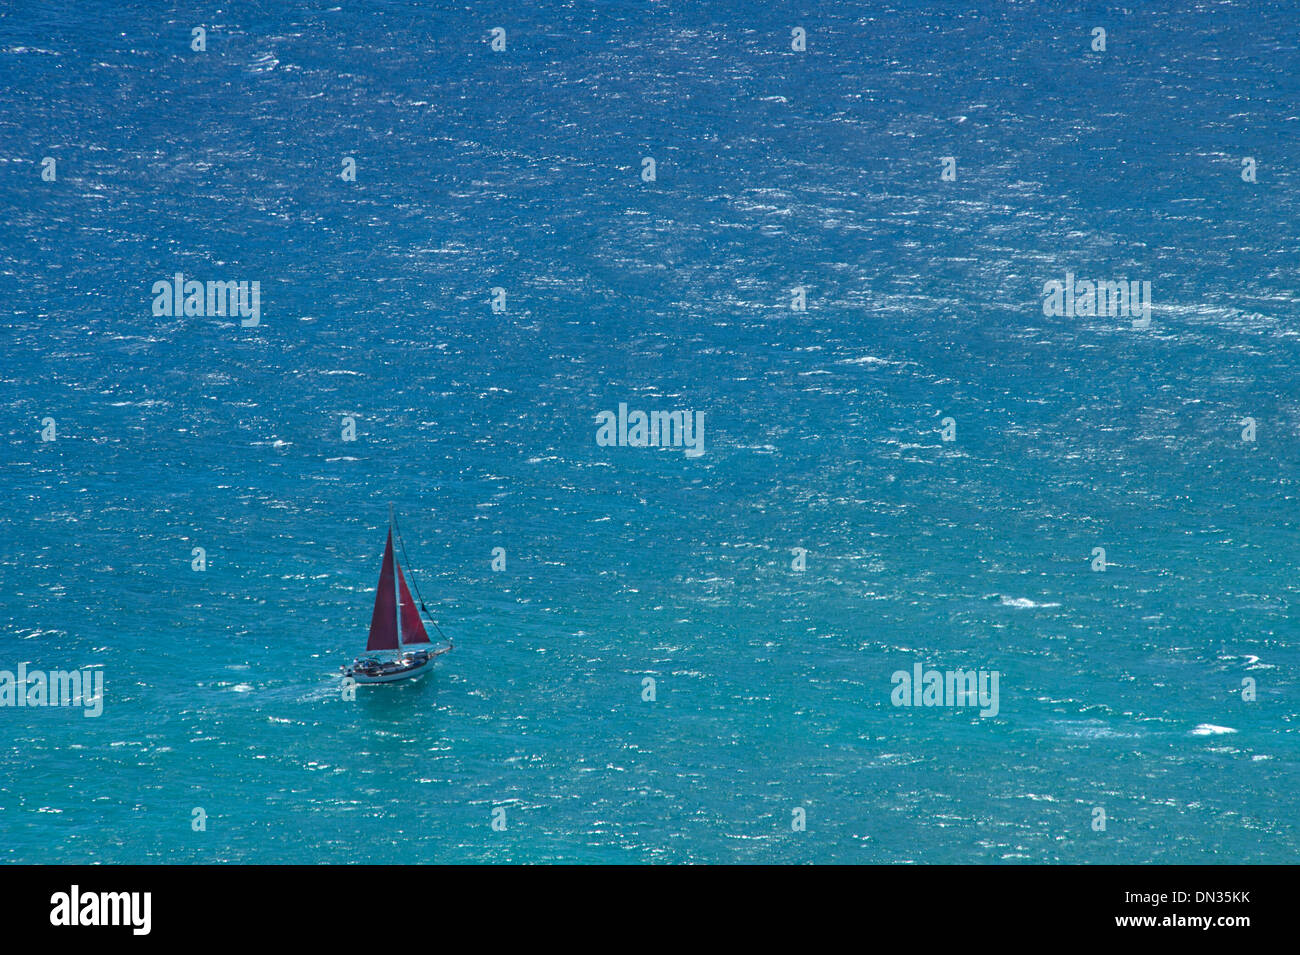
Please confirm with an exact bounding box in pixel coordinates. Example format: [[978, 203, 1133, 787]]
[[0, 864, 1283, 944]]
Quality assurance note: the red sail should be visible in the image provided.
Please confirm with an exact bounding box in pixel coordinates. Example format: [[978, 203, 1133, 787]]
[[397, 561, 430, 644], [366, 530, 400, 651]]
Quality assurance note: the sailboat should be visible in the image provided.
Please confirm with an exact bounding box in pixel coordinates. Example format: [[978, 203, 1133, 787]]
[[343, 505, 452, 684]]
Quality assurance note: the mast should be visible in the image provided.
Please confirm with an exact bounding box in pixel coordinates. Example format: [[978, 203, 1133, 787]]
[[390, 503, 403, 652]]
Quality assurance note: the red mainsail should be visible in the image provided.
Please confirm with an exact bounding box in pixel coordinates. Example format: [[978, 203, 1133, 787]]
[[366, 530, 400, 651]]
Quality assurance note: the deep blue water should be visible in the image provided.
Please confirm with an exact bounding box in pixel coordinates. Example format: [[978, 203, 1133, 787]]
[[1, 1, 1297, 863]]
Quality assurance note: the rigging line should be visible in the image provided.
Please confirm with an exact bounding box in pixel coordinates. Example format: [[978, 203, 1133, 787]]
[[391, 510, 452, 645]]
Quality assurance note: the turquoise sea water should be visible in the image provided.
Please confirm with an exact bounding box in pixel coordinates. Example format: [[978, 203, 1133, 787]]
[[1, 1, 1298, 863]]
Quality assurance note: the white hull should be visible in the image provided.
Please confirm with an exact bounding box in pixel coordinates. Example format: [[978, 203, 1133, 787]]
[[345, 652, 438, 684]]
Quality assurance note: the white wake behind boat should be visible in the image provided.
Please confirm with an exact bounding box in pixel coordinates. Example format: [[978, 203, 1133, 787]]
[[343, 505, 452, 684]]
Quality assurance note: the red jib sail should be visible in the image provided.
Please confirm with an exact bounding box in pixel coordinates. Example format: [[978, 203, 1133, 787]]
[[366, 530, 400, 651], [397, 562, 430, 644]]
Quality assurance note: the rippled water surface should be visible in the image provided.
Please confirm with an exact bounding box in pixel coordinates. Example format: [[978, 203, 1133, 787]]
[[0, 1, 1297, 862]]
